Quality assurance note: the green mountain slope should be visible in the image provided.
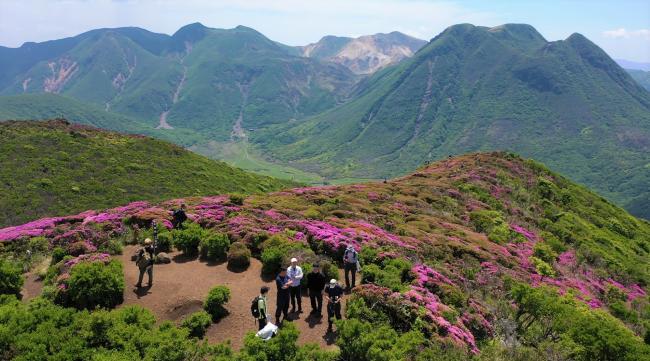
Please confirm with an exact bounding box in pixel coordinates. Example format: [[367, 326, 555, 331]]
[[0, 119, 294, 227], [0, 23, 357, 140], [255, 23, 650, 219], [627, 69, 650, 91], [2, 152, 649, 359]]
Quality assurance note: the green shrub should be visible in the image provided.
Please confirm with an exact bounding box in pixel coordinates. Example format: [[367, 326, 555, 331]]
[[227, 242, 251, 270], [530, 257, 556, 278], [0, 259, 24, 296], [260, 235, 307, 275], [200, 232, 230, 261], [51, 246, 67, 265], [28, 236, 49, 253], [228, 193, 245, 206], [181, 311, 212, 338], [533, 242, 558, 264], [156, 230, 173, 253], [61, 260, 124, 309], [172, 223, 205, 255], [99, 239, 123, 255], [361, 258, 413, 292], [204, 285, 230, 320]]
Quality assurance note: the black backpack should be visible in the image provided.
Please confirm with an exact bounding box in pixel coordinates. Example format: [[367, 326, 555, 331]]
[[251, 296, 261, 318]]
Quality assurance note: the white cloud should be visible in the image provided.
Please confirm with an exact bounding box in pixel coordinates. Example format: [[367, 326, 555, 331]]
[[603, 28, 650, 39]]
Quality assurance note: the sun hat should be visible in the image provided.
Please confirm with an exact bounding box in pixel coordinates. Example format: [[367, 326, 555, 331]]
[[144, 238, 153, 245], [290, 257, 298, 263], [329, 279, 337, 284]]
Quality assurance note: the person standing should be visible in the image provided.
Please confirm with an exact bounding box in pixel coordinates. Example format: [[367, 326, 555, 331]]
[[287, 257, 303, 313], [343, 244, 359, 291], [135, 238, 154, 288], [275, 267, 292, 324], [307, 263, 327, 316], [325, 279, 344, 333], [172, 204, 188, 229], [256, 286, 269, 330]]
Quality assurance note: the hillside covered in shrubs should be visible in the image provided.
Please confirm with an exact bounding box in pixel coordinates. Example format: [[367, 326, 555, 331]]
[[0, 119, 295, 228], [1, 152, 649, 360]]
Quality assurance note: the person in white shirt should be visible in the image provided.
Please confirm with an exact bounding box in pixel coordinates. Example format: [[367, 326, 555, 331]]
[[287, 257, 304, 313]]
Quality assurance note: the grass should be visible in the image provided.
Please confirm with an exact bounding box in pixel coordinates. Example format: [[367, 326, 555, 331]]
[[0, 120, 296, 227]]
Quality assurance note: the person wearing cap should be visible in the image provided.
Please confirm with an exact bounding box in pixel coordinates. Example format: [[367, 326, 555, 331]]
[[257, 286, 270, 330], [135, 238, 155, 288], [307, 263, 327, 316], [275, 267, 292, 324], [343, 244, 359, 291], [325, 279, 344, 332], [287, 257, 304, 313]]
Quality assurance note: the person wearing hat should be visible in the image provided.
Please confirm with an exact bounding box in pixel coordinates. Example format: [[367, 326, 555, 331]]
[[135, 238, 155, 288], [307, 263, 327, 316], [287, 257, 304, 313], [325, 279, 344, 332], [275, 267, 292, 324]]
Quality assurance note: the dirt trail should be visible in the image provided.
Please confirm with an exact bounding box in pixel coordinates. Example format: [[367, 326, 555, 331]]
[[118, 246, 344, 350]]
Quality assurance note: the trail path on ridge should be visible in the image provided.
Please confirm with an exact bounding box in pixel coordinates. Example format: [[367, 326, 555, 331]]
[[118, 246, 343, 350]]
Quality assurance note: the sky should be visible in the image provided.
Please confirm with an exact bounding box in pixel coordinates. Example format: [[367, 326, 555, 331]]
[[1, 0, 649, 62]]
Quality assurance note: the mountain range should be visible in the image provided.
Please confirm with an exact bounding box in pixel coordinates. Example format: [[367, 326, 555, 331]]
[[0, 23, 648, 219]]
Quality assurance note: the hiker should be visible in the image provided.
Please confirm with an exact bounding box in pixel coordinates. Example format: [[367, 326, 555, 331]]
[[307, 263, 327, 316], [253, 286, 270, 330], [287, 257, 303, 313], [172, 204, 188, 229], [135, 238, 154, 288], [275, 267, 292, 324], [343, 244, 358, 291], [325, 279, 344, 332]]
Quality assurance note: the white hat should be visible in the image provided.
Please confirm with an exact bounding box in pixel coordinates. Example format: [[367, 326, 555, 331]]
[[329, 279, 337, 284], [290, 257, 298, 263]]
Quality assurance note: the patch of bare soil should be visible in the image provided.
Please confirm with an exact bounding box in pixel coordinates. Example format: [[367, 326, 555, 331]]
[[118, 246, 347, 350]]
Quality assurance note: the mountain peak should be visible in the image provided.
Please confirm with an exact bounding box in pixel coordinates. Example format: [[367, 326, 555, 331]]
[[172, 22, 209, 43]]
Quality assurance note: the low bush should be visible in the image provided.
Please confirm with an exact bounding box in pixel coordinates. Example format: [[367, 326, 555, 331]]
[[204, 285, 231, 320], [227, 242, 251, 270], [361, 258, 413, 292], [181, 310, 212, 338], [156, 230, 173, 253], [59, 259, 124, 309], [228, 193, 245, 206], [200, 232, 230, 261], [51, 246, 67, 265], [260, 235, 309, 275], [172, 223, 205, 255], [0, 259, 24, 296]]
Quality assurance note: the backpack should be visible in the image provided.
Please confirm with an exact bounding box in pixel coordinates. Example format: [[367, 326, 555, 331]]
[[344, 248, 357, 263], [251, 296, 262, 318], [137, 248, 152, 269]]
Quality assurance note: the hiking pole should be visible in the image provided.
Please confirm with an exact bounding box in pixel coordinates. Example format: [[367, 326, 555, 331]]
[[152, 220, 158, 282]]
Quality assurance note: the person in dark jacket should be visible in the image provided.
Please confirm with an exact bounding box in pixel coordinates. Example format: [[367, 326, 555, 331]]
[[172, 204, 188, 229], [275, 267, 293, 324], [307, 263, 327, 316], [325, 279, 344, 332], [135, 238, 154, 288]]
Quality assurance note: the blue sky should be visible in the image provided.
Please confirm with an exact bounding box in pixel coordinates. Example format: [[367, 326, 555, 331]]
[[1, 0, 649, 62]]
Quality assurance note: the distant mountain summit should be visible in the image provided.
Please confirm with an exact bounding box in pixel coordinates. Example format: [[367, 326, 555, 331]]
[[298, 32, 427, 74], [256, 23, 650, 219]]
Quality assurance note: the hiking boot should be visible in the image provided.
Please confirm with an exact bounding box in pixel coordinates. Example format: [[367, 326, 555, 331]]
[[135, 283, 141, 288], [298, 308, 303, 313]]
